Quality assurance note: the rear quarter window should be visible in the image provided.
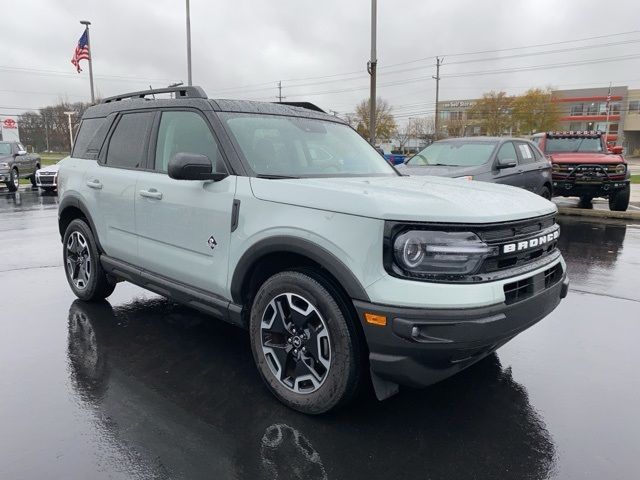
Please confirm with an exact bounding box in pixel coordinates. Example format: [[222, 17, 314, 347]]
[[72, 118, 107, 159]]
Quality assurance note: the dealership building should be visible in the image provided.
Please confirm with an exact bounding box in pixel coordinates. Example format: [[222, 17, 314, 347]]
[[437, 86, 640, 154]]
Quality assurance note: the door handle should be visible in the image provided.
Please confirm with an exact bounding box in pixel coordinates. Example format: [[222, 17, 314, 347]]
[[139, 188, 163, 200], [86, 179, 103, 189]]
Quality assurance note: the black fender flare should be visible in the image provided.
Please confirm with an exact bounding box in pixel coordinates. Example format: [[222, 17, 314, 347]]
[[58, 194, 104, 252], [230, 236, 371, 304]]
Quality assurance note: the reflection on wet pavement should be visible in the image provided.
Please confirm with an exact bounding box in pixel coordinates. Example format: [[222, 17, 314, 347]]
[[64, 298, 556, 480]]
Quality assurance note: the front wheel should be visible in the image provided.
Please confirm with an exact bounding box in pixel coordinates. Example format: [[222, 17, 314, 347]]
[[63, 219, 116, 301], [249, 271, 363, 414], [539, 185, 551, 200], [609, 185, 630, 212]]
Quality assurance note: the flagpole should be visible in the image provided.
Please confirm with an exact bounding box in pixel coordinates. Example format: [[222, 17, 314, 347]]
[[604, 82, 612, 146], [80, 20, 95, 104]]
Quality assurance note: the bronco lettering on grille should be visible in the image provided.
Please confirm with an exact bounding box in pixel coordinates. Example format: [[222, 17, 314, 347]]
[[503, 230, 559, 254]]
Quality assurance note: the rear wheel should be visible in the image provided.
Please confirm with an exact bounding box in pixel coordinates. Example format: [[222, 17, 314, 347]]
[[63, 219, 116, 301], [609, 185, 630, 212], [6, 168, 19, 192], [249, 271, 363, 414]]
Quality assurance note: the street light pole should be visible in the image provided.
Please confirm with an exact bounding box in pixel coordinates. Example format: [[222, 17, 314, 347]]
[[186, 0, 192, 86], [79, 20, 95, 104], [368, 0, 377, 145], [63, 111, 76, 152]]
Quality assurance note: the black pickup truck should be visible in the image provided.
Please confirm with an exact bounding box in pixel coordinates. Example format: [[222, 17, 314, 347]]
[[0, 141, 41, 192]]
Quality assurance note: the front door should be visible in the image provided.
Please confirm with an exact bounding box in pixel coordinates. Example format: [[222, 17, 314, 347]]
[[135, 110, 236, 297], [492, 141, 522, 188]]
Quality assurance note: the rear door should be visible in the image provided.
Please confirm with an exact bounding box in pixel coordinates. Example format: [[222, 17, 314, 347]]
[[514, 141, 539, 193], [135, 109, 236, 297], [491, 141, 522, 188], [84, 111, 156, 265]]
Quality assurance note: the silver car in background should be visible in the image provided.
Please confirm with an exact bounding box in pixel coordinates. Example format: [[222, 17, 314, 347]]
[[35, 163, 60, 192]]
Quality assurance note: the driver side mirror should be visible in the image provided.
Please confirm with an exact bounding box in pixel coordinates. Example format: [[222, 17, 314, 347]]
[[168, 153, 228, 181], [496, 157, 517, 169]]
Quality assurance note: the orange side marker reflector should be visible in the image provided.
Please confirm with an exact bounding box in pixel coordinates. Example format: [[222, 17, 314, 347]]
[[365, 312, 387, 326]]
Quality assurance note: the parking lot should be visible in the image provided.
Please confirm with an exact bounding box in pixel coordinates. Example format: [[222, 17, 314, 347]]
[[1, 186, 639, 480]]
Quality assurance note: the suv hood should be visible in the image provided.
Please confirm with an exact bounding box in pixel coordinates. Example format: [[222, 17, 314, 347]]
[[250, 175, 555, 223], [549, 152, 624, 165]]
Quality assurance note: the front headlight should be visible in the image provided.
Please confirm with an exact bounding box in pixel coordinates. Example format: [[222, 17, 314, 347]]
[[0, 162, 9, 169], [615, 164, 626, 174], [393, 230, 498, 276]]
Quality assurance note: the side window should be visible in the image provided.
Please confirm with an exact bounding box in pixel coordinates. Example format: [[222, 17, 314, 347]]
[[496, 142, 518, 163], [105, 112, 154, 169], [72, 118, 106, 159], [154, 111, 224, 173], [516, 142, 535, 164]]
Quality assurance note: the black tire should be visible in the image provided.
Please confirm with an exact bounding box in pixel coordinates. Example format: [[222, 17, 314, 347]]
[[30, 166, 39, 186], [249, 270, 363, 414], [609, 185, 630, 212], [578, 195, 593, 209], [6, 168, 19, 192], [539, 185, 551, 200], [63, 219, 116, 301]]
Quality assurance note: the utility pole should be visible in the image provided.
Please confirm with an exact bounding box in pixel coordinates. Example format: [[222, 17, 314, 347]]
[[368, 0, 377, 145], [433, 57, 442, 140], [43, 114, 50, 152], [64, 111, 76, 152], [186, 0, 192, 86], [277, 81, 285, 102], [79, 20, 95, 104]]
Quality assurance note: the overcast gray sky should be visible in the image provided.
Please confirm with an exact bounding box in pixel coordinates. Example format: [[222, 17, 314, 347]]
[[2, 0, 640, 122]]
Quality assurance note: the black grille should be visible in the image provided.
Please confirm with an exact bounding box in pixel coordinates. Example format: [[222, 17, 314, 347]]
[[38, 176, 55, 185], [504, 263, 564, 305]]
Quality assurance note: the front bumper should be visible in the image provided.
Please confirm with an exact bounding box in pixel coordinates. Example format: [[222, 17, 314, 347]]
[[552, 178, 628, 198], [354, 267, 568, 392], [35, 173, 57, 188]]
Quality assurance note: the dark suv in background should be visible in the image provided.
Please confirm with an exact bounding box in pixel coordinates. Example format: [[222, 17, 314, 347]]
[[397, 137, 553, 199]]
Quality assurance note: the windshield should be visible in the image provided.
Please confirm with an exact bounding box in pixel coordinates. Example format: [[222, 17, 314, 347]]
[[408, 141, 497, 167], [546, 137, 603, 153], [0, 143, 11, 155], [220, 113, 397, 178]]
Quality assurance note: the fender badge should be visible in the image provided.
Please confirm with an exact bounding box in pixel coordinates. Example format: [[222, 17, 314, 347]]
[[207, 236, 218, 249]]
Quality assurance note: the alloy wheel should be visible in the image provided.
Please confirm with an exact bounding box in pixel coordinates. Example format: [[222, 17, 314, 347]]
[[66, 231, 91, 290], [12, 170, 19, 188], [261, 293, 331, 394]]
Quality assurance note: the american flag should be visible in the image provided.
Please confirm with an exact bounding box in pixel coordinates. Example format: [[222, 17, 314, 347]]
[[71, 30, 90, 73]]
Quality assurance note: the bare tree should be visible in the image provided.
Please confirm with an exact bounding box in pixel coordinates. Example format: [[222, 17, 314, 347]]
[[354, 97, 397, 141]]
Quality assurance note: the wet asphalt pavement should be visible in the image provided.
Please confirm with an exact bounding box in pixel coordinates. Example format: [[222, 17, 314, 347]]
[[1, 187, 639, 480]]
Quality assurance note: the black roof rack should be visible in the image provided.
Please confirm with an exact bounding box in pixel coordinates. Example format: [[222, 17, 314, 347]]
[[101, 86, 208, 103], [274, 101, 325, 113]]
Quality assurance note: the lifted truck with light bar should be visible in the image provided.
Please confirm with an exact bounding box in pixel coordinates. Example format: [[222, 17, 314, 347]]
[[532, 131, 630, 211], [57, 86, 569, 414]]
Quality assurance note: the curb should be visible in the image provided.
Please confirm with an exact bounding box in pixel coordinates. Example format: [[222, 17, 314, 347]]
[[557, 207, 640, 221]]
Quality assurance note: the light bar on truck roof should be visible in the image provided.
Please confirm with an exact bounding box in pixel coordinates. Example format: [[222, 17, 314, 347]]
[[546, 130, 602, 138]]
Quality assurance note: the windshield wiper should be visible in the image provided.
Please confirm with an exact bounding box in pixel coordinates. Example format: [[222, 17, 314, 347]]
[[256, 174, 300, 179]]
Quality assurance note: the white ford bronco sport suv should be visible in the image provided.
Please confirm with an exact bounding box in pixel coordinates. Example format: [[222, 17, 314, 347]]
[[58, 86, 568, 414]]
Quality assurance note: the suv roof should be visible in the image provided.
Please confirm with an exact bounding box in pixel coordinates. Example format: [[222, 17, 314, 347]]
[[84, 85, 341, 124]]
